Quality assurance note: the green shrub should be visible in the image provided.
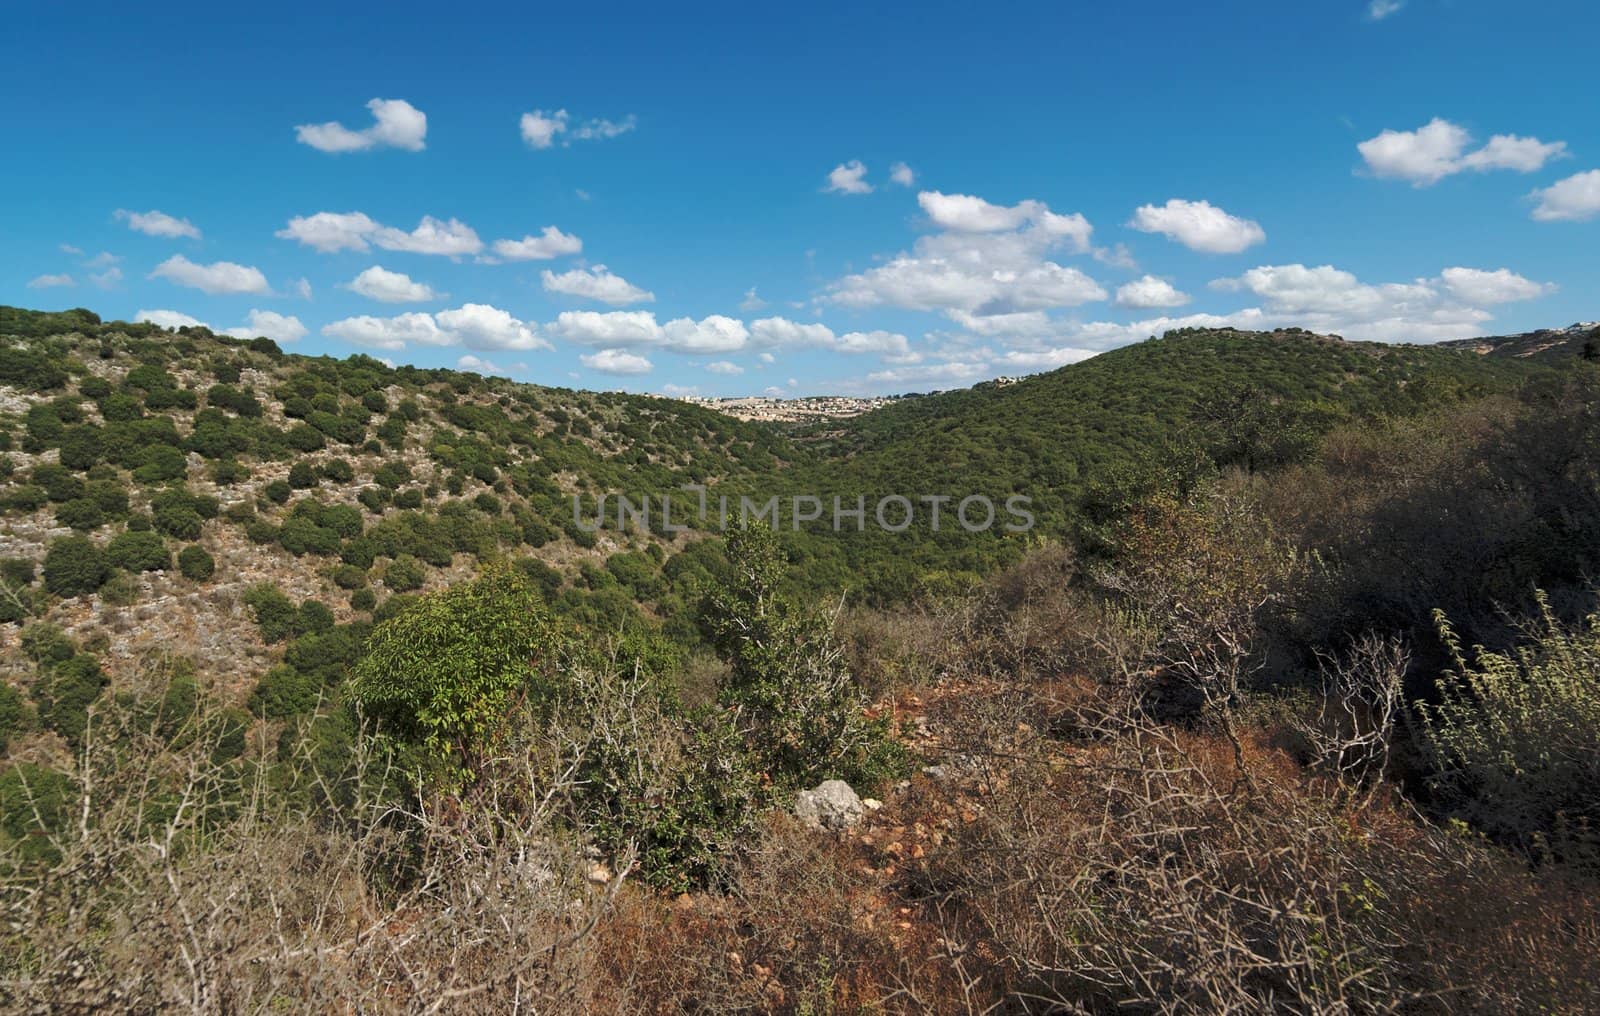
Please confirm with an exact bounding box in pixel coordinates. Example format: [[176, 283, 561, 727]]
[[131, 444, 188, 484], [84, 479, 129, 518], [350, 587, 377, 612], [58, 425, 102, 471], [32, 463, 83, 503], [0, 684, 29, 751], [384, 555, 425, 592], [177, 545, 215, 581], [1, 484, 49, 513], [288, 461, 319, 489], [107, 530, 170, 572], [285, 424, 326, 453], [263, 479, 292, 504], [249, 665, 320, 719], [0, 763, 74, 868], [100, 572, 141, 606], [210, 458, 251, 485], [298, 599, 336, 634], [703, 525, 902, 792], [1420, 596, 1600, 860], [279, 517, 340, 556], [55, 498, 104, 532], [332, 564, 367, 589], [1, 558, 36, 588], [243, 584, 299, 643], [35, 654, 108, 746], [20, 623, 75, 665], [43, 536, 110, 596], [353, 566, 555, 785], [322, 458, 355, 483], [150, 493, 204, 540]]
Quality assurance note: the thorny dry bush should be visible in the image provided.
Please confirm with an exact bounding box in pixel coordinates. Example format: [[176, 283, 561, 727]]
[[919, 672, 1600, 1015], [0, 684, 625, 1014]]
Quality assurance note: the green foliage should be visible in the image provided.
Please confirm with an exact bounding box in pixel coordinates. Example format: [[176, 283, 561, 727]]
[[0, 684, 30, 750], [54, 497, 105, 531], [131, 444, 188, 484], [1420, 596, 1600, 862], [703, 525, 902, 791], [353, 566, 555, 785], [243, 584, 299, 643], [0, 763, 74, 868], [106, 530, 170, 572], [34, 653, 108, 746], [288, 460, 319, 489], [177, 544, 215, 581], [43, 536, 110, 596], [384, 555, 425, 592], [249, 665, 321, 719], [263, 479, 292, 504], [150, 488, 210, 539], [350, 587, 377, 612]]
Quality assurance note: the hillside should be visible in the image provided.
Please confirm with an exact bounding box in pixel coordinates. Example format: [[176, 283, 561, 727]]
[[786, 326, 1551, 589], [0, 306, 807, 717], [1440, 320, 1600, 361]]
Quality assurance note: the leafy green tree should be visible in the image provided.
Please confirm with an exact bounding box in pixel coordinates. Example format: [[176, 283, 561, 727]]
[[353, 566, 555, 786]]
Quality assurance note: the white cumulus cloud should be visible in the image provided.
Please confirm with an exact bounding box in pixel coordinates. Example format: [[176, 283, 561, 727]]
[[491, 226, 583, 261], [1529, 169, 1600, 222], [1357, 118, 1567, 186], [827, 190, 1103, 317], [150, 255, 269, 295], [322, 304, 547, 352], [224, 310, 308, 344], [116, 209, 200, 239], [346, 265, 441, 303], [889, 162, 916, 187], [1438, 267, 1555, 304], [136, 309, 206, 329], [1127, 199, 1265, 253], [582, 348, 653, 375], [277, 212, 482, 256], [825, 160, 873, 195], [296, 98, 427, 153], [705, 360, 744, 375], [1114, 275, 1190, 309], [27, 273, 74, 288], [542, 264, 653, 304], [520, 108, 636, 149]]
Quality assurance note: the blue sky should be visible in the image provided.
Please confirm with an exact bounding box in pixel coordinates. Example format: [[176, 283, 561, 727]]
[[3, 0, 1597, 396]]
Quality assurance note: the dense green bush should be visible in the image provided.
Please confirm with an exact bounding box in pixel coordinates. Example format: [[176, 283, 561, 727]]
[[384, 555, 425, 592], [177, 545, 215, 581], [702, 525, 902, 792], [288, 461, 319, 489], [332, 564, 368, 589], [55, 498, 105, 531], [0, 684, 29, 751], [34, 653, 108, 746], [58, 425, 102, 471], [43, 536, 110, 596], [353, 566, 555, 785], [249, 664, 321, 719], [131, 444, 189, 484], [1420, 597, 1600, 862], [322, 458, 355, 483], [107, 530, 170, 572], [243, 584, 299, 643], [350, 587, 377, 612]]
